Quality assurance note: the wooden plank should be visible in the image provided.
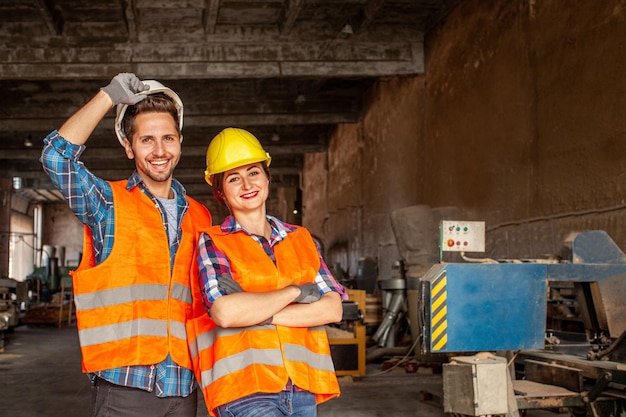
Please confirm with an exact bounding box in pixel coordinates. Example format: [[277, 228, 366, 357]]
[[513, 379, 579, 398], [524, 359, 584, 392]]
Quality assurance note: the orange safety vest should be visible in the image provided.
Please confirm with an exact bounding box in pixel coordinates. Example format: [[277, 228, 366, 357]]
[[187, 225, 340, 416], [71, 180, 212, 373]]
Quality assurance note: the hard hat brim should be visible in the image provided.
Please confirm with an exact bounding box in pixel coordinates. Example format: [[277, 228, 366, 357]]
[[204, 154, 271, 186]]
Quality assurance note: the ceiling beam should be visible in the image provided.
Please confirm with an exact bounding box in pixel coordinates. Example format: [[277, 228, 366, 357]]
[[121, 0, 138, 41], [203, 0, 221, 35], [185, 112, 358, 127], [352, 0, 386, 34], [0, 42, 418, 64], [34, 188, 64, 202], [0, 60, 419, 80], [0, 143, 324, 160], [35, 0, 62, 36], [3, 166, 302, 184], [279, 0, 305, 36], [6, 94, 363, 124], [0, 41, 423, 79], [1, 111, 358, 131]]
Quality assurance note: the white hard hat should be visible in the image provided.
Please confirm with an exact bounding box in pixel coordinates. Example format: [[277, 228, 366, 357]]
[[114, 80, 184, 146]]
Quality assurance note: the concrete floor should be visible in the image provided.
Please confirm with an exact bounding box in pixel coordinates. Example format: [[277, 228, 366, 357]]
[[0, 324, 447, 417]]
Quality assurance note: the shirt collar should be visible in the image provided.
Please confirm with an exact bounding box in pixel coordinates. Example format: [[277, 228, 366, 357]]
[[126, 171, 188, 203], [221, 214, 297, 239], [126, 171, 144, 190]]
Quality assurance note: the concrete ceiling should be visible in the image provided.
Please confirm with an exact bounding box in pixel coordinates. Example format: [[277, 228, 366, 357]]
[[0, 0, 459, 203]]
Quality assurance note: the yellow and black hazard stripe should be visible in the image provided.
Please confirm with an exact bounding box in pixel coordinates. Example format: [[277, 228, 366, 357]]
[[430, 269, 447, 351]]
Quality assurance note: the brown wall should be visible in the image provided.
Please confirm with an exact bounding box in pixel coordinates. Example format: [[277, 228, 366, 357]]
[[304, 76, 424, 278], [425, 0, 626, 259], [304, 0, 626, 280]]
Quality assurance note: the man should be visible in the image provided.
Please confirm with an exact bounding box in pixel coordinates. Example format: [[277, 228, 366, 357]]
[[40, 73, 212, 417]]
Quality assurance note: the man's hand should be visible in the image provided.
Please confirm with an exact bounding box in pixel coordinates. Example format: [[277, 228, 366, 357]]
[[291, 283, 321, 304], [101, 73, 149, 106], [218, 277, 244, 295]]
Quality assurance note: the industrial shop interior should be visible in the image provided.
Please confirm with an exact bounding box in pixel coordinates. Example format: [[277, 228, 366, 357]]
[[2, 1, 626, 417]]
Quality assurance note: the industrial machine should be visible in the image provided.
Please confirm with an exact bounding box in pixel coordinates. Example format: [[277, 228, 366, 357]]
[[418, 228, 626, 417], [0, 277, 27, 351]]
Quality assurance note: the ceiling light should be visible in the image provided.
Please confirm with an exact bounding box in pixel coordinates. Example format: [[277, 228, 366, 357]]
[[24, 134, 33, 148], [340, 23, 354, 37], [295, 92, 306, 105]]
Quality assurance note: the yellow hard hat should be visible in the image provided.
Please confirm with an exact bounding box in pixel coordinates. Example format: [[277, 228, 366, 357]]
[[204, 127, 272, 186]]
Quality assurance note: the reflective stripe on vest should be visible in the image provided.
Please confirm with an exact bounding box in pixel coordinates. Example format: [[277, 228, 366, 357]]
[[170, 319, 187, 342], [74, 283, 168, 310], [195, 325, 335, 389], [79, 318, 168, 346], [171, 282, 193, 305]]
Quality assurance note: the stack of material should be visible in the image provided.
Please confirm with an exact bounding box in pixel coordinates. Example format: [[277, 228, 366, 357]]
[[364, 293, 382, 326], [21, 302, 71, 326], [325, 326, 355, 339]]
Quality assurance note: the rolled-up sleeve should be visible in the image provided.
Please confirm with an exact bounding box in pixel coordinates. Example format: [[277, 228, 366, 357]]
[[40, 130, 111, 226], [197, 232, 233, 312], [314, 250, 347, 300]]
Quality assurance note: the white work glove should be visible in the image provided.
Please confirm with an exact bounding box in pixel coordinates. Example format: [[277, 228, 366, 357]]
[[101, 73, 149, 106], [290, 283, 321, 304]]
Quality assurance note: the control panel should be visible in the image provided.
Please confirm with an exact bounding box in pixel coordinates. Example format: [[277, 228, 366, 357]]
[[440, 220, 485, 252]]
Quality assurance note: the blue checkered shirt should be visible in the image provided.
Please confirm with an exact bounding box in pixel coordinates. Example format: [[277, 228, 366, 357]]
[[197, 214, 346, 311], [40, 130, 195, 397]]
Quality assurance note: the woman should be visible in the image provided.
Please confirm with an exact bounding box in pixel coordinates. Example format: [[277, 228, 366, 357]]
[[188, 127, 347, 417]]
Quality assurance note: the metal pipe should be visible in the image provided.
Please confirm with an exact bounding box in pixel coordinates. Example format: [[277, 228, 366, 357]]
[[372, 292, 405, 347]]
